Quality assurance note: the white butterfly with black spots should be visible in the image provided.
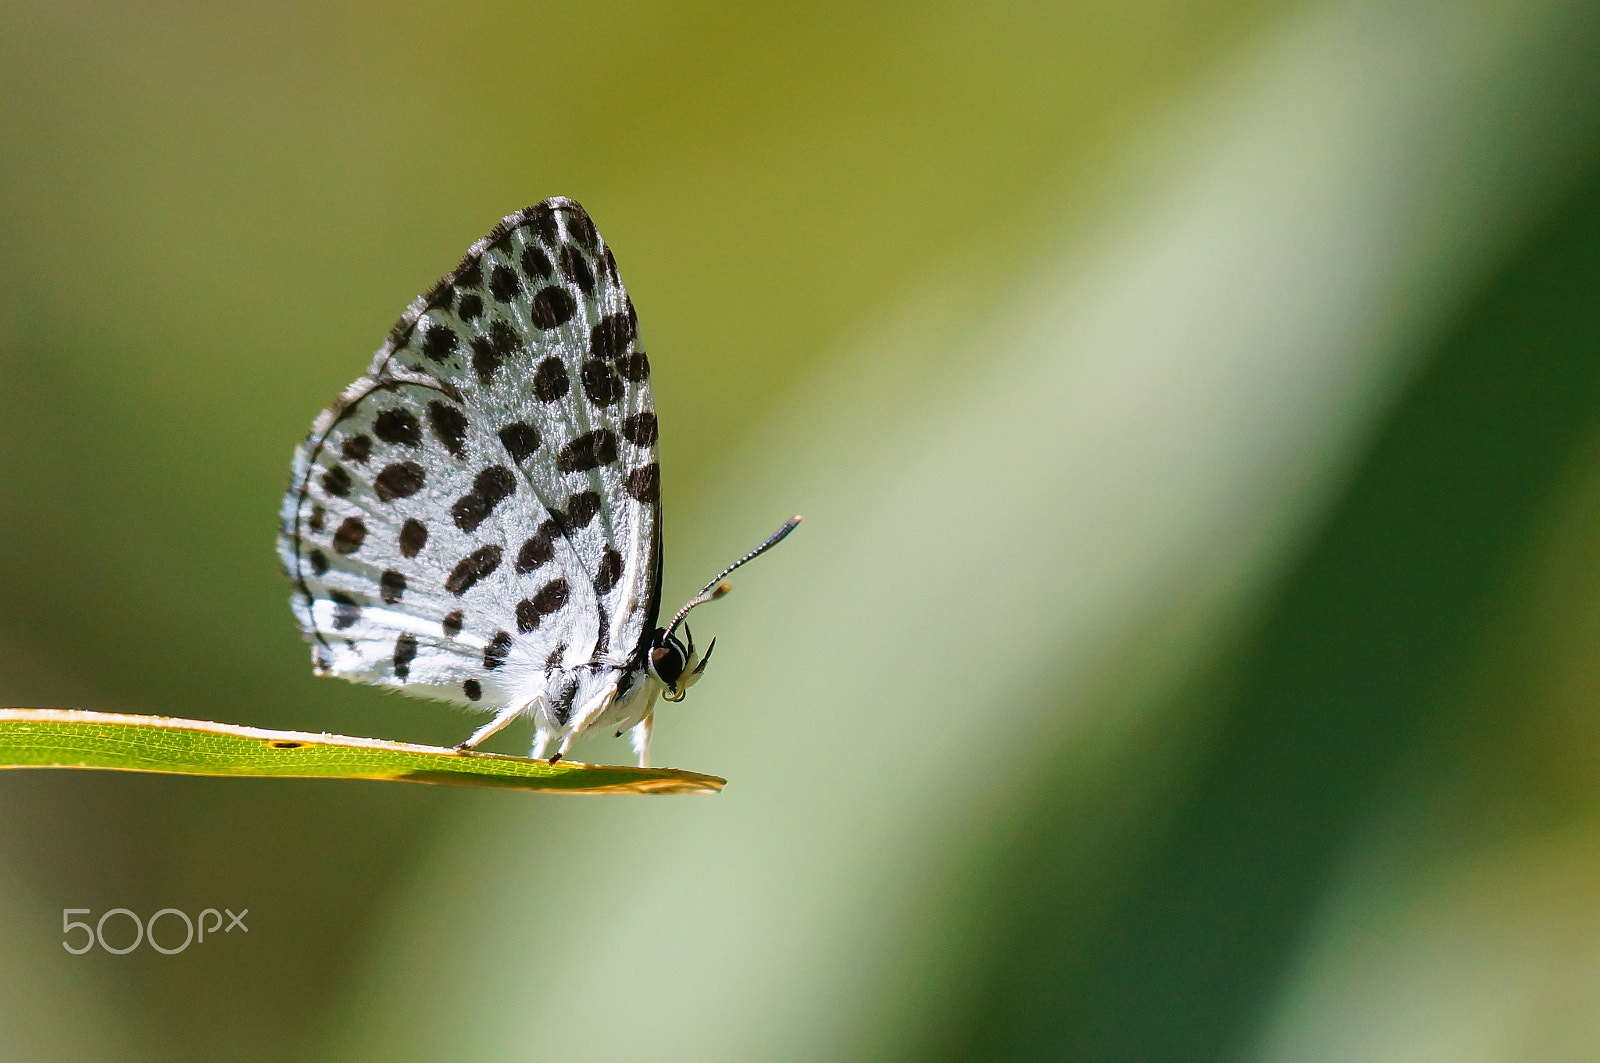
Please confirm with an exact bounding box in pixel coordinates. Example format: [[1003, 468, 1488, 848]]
[[279, 198, 798, 767]]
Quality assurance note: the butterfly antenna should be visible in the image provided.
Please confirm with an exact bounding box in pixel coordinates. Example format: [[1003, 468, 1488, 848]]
[[665, 516, 801, 638]]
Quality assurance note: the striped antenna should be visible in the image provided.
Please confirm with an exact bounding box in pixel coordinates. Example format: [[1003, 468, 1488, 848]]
[[665, 516, 801, 638]]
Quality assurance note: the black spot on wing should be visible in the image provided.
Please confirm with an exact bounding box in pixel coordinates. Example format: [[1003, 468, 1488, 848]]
[[469, 319, 516, 385], [373, 408, 421, 447], [594, 545, 623, 594], [530, 287, 577, 329], [422, 323, 458, 362], [307, 505, 326, 533], [307, 549, 329, 576], [428, 401, 468, 458], [621, 412, 657, 446], [499, 421, 541, 463], [374, 461, 425, 501], [463, 678, 482, 701], [616, 349, 650, 383], [516, 579, 570, 632], [521, 244, 552, 280], [469, 336, 501, 384], [483, 631, 512, 670], [442, 609, 463, 637], [557, 491, 600, 532], [625, 463, 660, 504], [446, 545, 502, 595], [516, 520, 558, 573], [393, 634, 417, 679], [565, 209, 598, 251], [589, 313, 634, 360], [556, 430, 619, 473], [321, 464, 352, 498], [380, 569, 406, 604], [399, 518, 428, 558], [452, 466, 516, 533], [560, 245, 594, 295], [532, 358, 570, 402], [581, 359, 624, 407], [456, 292, 483, 321], [529, 204, 560, 245], [489, 264, 522, 303], [535, 579, 570, 617], [341, 435, 371, 464], [330, 592, 361, 630], [332, 517, 367, 555]]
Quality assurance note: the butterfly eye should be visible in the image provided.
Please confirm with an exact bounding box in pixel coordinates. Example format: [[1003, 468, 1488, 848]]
[[649, 635, 687, 695]]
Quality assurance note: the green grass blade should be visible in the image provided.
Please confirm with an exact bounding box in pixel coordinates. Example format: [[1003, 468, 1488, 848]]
[[0, 709, 723, 794]]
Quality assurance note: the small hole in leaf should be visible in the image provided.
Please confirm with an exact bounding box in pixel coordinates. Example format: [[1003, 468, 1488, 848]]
[[270, 741, 304, 749]]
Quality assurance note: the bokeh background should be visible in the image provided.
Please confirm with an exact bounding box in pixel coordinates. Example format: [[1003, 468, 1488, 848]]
[[4, 1, 1600, 1059]]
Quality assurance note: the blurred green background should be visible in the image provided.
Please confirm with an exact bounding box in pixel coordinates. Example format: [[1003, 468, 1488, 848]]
[[5, 0, 1600, 1059]]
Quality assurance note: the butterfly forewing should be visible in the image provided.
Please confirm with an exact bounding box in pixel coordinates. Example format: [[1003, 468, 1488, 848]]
[[278, 199, 660, 713]]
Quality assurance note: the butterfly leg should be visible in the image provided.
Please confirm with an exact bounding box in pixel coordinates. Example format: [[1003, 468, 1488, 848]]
[[549, 729, 582, 764], [529, 726, 552, 762], [455, 701, 521, 751], [627, 713, 653, 768]]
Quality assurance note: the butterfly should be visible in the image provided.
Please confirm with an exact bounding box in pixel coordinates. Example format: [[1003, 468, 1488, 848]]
[[277, 198, 797, 766]]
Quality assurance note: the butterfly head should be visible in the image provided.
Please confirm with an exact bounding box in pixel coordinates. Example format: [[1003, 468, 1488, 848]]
[[649, 626, 715, 702], [647, 516, 802, 703]]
